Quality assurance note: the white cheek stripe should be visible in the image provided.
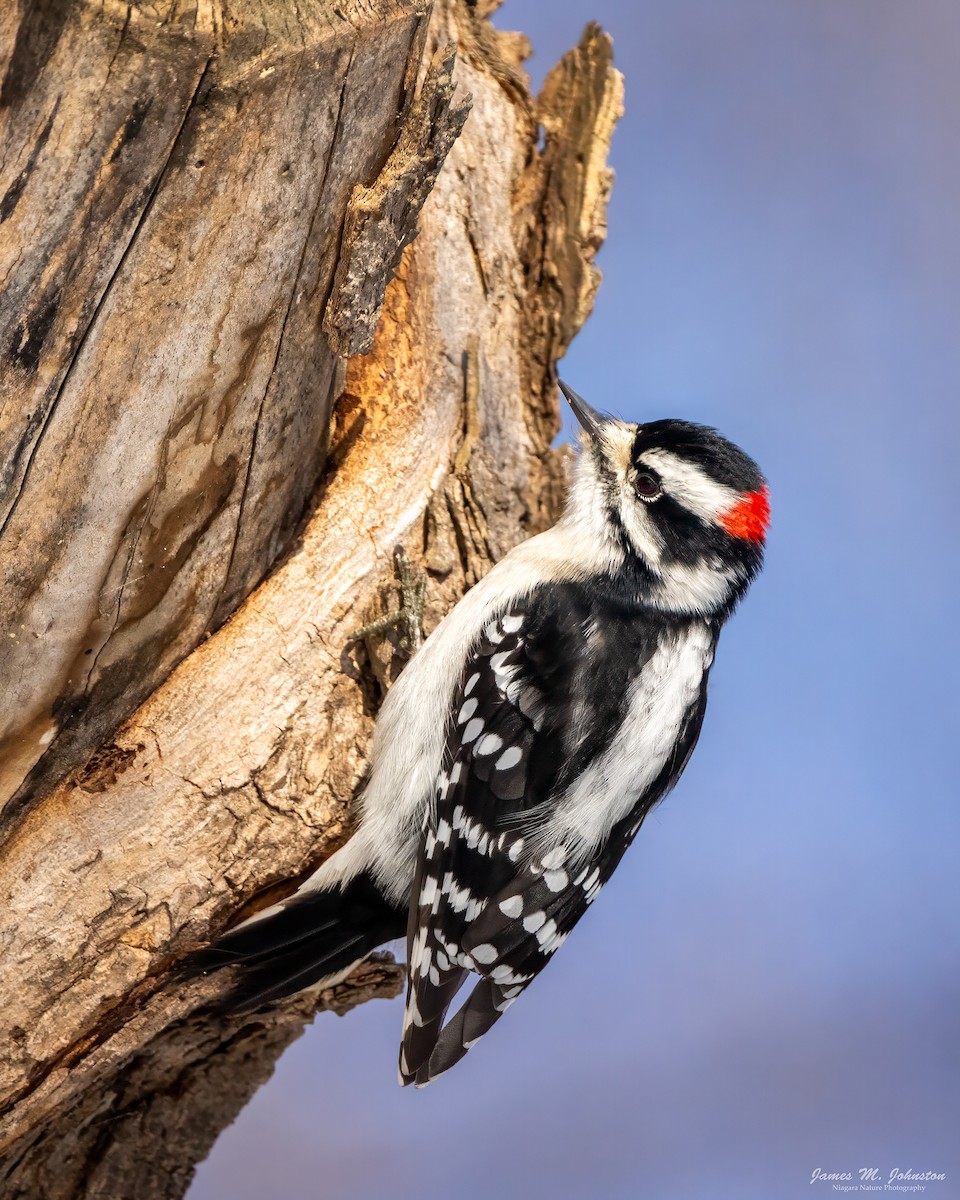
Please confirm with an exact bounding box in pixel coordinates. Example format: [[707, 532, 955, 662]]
[[616, 494, 664, 570], [637, 449, 740, 523], [648, 558, 740, 615]]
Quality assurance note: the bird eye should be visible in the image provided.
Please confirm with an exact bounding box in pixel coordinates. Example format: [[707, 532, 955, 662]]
[[635, 471, 661, 501]]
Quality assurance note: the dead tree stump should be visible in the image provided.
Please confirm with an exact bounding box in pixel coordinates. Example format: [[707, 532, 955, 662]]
[[0, 0, 622, 1193]]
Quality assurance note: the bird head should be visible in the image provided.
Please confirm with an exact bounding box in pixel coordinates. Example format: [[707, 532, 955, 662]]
[[559, 381, 769, 618]]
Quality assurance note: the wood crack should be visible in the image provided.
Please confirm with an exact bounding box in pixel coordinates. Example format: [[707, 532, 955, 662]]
[[218, 45, 358, 610], [0, 54, 215, 540], [322, 41, 472, 356]]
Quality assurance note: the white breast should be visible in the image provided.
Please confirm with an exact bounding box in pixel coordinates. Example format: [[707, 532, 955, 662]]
[[539, 621, 714, 862]]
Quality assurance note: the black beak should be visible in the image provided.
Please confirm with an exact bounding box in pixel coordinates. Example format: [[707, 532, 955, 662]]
[[558, 380, 610, 444]]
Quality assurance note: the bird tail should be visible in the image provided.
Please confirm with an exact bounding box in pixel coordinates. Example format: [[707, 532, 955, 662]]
[[188, 871, 407, 1012]]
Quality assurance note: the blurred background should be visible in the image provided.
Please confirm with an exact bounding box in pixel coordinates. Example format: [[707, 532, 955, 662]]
[[191, 2, 960, 1197]]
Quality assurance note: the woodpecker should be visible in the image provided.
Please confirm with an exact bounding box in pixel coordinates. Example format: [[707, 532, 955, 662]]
[[192, 382, 769, 1087]]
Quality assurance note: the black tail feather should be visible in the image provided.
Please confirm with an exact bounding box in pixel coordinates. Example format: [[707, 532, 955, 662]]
[[421, 977, 505, 1085], [187, 872, 407, 1013]]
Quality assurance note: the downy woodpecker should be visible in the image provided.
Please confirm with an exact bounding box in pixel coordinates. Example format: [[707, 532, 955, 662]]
[[193, 383, 769, 1087]]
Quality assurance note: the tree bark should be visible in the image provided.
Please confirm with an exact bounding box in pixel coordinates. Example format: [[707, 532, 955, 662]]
[[0, 0, 622, 1194]]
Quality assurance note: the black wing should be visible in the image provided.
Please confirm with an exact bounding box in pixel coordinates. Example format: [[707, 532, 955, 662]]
[[399, 581, 711, 1086]]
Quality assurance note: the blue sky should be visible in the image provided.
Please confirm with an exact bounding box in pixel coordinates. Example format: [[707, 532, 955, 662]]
[[191, 3, 960, 1197]]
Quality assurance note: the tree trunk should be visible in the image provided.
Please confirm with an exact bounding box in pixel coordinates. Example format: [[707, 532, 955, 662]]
[[0, 0, 621, 1194]]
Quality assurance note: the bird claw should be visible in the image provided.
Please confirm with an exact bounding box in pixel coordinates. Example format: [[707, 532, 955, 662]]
[[350, 546, 427, 654]]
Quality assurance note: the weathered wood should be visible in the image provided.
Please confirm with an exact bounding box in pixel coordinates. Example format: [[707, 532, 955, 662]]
[[0, 957, 405, 1200], [0, 0, 622, 1193], [323, 41, 472, 356], [0, 0, 434, 830]]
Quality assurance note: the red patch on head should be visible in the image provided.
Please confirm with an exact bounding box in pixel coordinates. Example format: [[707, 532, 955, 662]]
[[719, 485, 770, 543]]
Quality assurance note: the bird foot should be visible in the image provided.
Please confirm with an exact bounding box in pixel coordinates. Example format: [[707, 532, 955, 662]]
[[350, 546, 427, 655]]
